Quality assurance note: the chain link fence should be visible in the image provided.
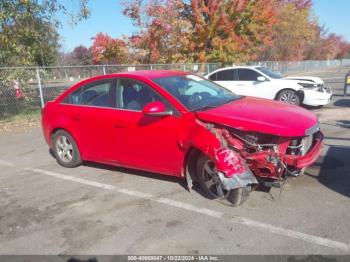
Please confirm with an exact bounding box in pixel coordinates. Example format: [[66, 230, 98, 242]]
[[1, 59, 349, 133], [247, 59, 350, 74], [0, 63, 220, 133]]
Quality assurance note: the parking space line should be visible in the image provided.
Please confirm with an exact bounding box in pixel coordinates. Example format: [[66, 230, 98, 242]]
[[24, 168, 116, 190], [0, 160, 14, 167], [2, 163, 350, 252], [230, 217, 350, 251]]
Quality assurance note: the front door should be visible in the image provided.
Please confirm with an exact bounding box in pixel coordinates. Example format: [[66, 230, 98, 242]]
[[235, 68, 270, 98], [110, 78, 184, 176]]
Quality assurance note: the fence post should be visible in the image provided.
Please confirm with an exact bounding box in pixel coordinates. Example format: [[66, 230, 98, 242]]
[[183, 64, 186, 71], [36, 68, 45, 108], [103, 66, 106, 75]]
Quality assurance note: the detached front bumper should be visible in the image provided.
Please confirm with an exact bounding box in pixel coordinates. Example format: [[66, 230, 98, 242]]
[[218, 170, 258, 191], [285, 131, 324, 169]]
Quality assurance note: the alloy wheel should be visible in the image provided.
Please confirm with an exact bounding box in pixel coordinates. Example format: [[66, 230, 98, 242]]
[[202, 159, 229, 198], [56, 135, 74, 163], [279, 91, 298, 104]]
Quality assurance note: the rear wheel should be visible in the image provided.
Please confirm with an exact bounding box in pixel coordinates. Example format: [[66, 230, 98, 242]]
[[196, 154, 251, 206], [52, 130, 82, 168], [276, 90, 301, 105]]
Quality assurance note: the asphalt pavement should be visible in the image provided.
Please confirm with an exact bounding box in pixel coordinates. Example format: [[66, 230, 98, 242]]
[[0, 70, 349, 255]]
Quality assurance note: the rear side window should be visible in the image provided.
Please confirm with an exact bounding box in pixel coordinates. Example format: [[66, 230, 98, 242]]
[[216, 69, 235, 81], [237, 69, 262, 81], [63, 80, 115, 108]]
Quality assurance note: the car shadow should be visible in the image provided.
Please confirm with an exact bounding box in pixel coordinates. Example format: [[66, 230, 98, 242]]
[[305, 145, 350, 198], [334, 98, 350, 107], [49, 148, 189, 191], [86, 162, 192, 192], [337, 120, 350, 128], [48, 148, 301, 202]]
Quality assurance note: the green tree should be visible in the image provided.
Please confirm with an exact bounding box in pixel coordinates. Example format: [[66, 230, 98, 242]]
[[0, 0, 90, 66]]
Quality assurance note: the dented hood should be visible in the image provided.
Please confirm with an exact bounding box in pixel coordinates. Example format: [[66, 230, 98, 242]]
[[195, 97, 318, 137]]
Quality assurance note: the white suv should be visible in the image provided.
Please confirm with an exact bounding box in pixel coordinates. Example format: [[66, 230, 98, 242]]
[[205, 66, 332, 106]]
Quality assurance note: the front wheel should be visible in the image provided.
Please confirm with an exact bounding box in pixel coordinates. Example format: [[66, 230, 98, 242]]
[[276, 90, 301, 105], [196, 154, 251, 206]]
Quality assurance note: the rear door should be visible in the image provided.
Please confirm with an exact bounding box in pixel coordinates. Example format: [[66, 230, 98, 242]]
[[61, 78, 118, 161], [210, 69, 241, 94]]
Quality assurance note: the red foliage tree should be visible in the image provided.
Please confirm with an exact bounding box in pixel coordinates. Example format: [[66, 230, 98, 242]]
[[91, 33, 128, 64]]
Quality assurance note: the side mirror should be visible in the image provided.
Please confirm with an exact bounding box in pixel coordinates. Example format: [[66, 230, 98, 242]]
[[142, 101, 173, 116], [257, 76, 266, 82]]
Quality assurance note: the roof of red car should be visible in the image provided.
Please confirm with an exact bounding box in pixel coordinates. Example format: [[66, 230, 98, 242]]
[[113, 70, 188, 79]]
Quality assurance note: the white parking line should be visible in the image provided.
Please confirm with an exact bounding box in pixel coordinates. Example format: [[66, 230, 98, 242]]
[[2, 163, 350, 252], [0, 160, 14, 167], [24, 168, 116, 190], [230, 217, 350, 251]]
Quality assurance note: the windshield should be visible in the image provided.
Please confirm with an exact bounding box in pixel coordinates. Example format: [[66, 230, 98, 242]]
[[257, 67, 283, 79], [153, 74, 239, 111]]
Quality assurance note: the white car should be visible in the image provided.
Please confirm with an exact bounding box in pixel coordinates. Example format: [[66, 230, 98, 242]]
[[205, 66, 332, 106]]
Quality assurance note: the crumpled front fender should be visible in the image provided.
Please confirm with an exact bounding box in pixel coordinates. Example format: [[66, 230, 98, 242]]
[[179, 115, 258, 190]]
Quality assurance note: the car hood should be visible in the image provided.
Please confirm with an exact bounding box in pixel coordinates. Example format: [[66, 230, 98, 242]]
[[195, 97, 318, 137], [284, 76, 324, 85]]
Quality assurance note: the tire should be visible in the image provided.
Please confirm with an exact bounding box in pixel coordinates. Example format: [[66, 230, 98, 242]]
[[227, 185, 251, 207], [276, 90, 301, 105], [52, 130, 82, 168], [196, 154, 251, 206]]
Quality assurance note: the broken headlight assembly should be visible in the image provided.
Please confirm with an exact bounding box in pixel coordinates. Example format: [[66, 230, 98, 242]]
[[298, 82, 322, 92]]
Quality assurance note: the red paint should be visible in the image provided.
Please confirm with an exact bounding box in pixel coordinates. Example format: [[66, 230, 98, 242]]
[[196, 96, 318, 137], [42, 71, 323, 184], [142, 101, 167, 115]]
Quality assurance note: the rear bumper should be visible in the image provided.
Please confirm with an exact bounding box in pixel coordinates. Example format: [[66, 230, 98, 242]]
[[285, 132, 324, 169]]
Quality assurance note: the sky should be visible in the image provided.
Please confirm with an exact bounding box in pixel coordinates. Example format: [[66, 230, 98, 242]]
[[58, 0, 350, 52]]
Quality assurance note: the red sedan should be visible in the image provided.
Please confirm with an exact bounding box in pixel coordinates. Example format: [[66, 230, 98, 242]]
[[42, 70, 323, 206]]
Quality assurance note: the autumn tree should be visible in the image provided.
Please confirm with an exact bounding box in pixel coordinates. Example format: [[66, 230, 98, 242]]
[[70, 45, 92, 65], [123, 0, 193, 63], [122, 0, 349, 63], [189, 0, 277, 63], [90, 33, 128, 64], [123, 0, 277, 63], [304, 25, 350, 60], [261, 0, 315, 61]]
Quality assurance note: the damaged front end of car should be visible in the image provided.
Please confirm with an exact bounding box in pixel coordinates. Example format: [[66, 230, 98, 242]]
[[182, 117, 323, 203]]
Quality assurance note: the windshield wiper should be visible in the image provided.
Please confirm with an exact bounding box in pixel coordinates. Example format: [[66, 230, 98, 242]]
[[222, 97, 239, 104], [191, 97, 240, 112], [191, 105, 218, 112]]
